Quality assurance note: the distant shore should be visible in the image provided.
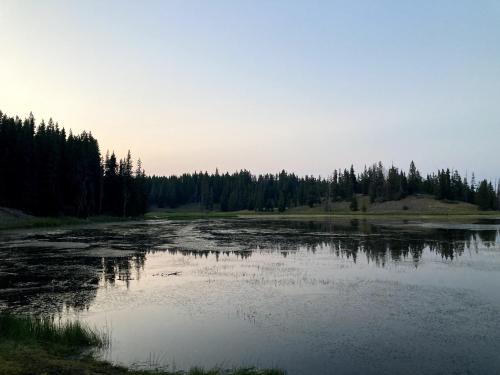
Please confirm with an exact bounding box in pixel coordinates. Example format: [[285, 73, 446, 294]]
[[145, 210, 500, 222], [2, 195, 500, 231], [0, 207, 135, 231], [145, 195, 500, 221]]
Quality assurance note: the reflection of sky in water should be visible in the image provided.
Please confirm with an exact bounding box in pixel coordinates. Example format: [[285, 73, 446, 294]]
[[1, 219, 500, 374]]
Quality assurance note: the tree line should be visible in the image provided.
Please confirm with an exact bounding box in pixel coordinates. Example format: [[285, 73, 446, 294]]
[[0, 111, 148, 217], [148, 161, 500, 212], [1, 110, 499, 216]]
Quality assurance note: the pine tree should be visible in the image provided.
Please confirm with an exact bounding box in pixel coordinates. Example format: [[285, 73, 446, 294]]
[[120, 151, 133, 217], [475, 180, 491, 210], [277, 191, 286, 212], [497, 181, 500, 211], [350, 196, 358, 211], [408, 161, 421, 195]]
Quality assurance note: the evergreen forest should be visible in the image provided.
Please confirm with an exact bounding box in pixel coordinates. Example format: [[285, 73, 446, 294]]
[[1, 110, 499, 217]]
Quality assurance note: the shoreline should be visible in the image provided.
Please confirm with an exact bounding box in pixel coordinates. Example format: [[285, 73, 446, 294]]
[[145, 210, 500, 222], [1, 208, 499, 231], [2, 200, 497, 229], [0, 215, 139, 231]]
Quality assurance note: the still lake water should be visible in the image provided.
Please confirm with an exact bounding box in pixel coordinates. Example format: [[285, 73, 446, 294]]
[[1, 218, 500, 374]]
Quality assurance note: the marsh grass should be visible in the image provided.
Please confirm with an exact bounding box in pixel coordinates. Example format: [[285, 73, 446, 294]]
[[0, 313, 109, 349]]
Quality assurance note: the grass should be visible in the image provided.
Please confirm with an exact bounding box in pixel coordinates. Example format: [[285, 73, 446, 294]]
[[0, 214, 138, 231], [146, 208, 500, 222], [3, 195, 499, 231], [0, 313, 108, 349], [0, 314, 284, 375], [146, 196, 500, 222]]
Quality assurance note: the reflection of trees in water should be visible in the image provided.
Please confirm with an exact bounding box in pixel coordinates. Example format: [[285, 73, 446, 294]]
[[0, 252, 148, 315], [0, 225, 155, 315], [476, 230, 498, 244], [334, 229, 495, 265], [155, 220, 499, 267], [202, 220, 499, 266], [0, 248, 100, 314], [148, 248, 253, 260], [101, 253, 146, 287], [0, 221, 498, 314]]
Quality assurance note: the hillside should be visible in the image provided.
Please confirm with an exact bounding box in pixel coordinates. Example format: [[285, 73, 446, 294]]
[[148, 195, 490, 218], [287, 195, 479, 214]]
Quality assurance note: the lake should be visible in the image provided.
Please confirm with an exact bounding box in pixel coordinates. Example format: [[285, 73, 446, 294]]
[[1, 218, 500, 374]]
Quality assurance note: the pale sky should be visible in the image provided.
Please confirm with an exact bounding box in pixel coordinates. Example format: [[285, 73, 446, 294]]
[[1, 0, 499, 180]]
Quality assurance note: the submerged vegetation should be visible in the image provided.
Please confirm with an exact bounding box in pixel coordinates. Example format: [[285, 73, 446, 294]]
[[0, 314, 283, 375]]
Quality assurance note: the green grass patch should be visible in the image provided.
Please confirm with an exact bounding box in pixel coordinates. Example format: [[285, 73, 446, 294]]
[[146, 197, 500, 222], [0, 313, 108, 350]]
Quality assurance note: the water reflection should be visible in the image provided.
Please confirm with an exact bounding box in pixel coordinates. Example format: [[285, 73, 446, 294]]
[[0, 219, 498, 315]]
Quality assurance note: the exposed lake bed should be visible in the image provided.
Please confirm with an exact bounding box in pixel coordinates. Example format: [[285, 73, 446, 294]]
[[1, 218, 500, 374]]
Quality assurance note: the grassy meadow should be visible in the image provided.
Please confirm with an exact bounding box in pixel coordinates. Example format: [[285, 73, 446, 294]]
[[1, 195, 499, 231], [146, 195, 500, 221]]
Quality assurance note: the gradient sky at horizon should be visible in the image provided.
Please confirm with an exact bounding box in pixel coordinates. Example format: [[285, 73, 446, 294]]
[[1, 0, 499, 180]]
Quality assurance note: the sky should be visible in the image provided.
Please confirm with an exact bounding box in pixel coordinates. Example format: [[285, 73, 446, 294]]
[[1, 0, 499, 180]]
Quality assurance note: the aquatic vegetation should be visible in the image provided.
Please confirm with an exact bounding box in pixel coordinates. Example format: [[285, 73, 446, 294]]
[[0, 313, 108, 349]]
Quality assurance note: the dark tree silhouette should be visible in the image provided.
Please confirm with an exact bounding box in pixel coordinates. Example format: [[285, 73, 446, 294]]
[[146, 161, 499, 212], [0, 111, 148, 217], [1, 110, 498, 215]]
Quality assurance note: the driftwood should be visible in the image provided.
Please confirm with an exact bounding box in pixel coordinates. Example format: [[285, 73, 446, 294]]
[[152, 272, 182, 277]]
